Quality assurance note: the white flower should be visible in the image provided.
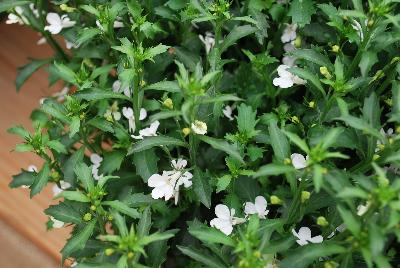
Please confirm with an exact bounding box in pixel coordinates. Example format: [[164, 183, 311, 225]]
[[104, 101, 121, 121], [210, 204, 246, 235], [244, 196, 269, 219], [122, 107, 147, 133], [328, 223, 346, 238], [291, 153, 308, 169], [44, 13, 76, 34], [90, 153, 103, 181], [6, 7, 27, 25], [27, 165, 38, 172], [65, 39, 79, 50], [357, 202, 370, 216], [222, 105, 235, 121], [147, 159, 193, 204], [52, 180, 71, 196], [281, 24, 297, 43], [282, 56, 296, 67], [71, 262, 78, 267], [50, 216, 64, 228], [132, 120, 160, 139], [199, 32, 215, 54], [273, 65, 306, 89], [191, 120, 207, 135], [351, 20, 364, 41], [292, 227, 323, 246], [96, 20, 124, 31], [52, 87, 69, 102], [112, 80, 131, 97]]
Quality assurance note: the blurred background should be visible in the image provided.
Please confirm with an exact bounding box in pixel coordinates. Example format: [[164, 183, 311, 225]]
[[0, 22, 69, 267]]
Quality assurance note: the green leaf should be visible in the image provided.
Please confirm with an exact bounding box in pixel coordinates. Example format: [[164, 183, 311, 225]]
[[253, 163, 294, 177], [363, 92, 380, 128], [15, 143, 33, 152], [102, 200, 140, 218], [268, 120, 290, 162], [188, 223, 236, 247], [177, 246, 226, 268], [193, 168, 212, 208], [45, 202, 83, 224], [0, 0, 30, 13], [220, 25, 257, 53], [139, 230, 177, 246], [53, 62, 76, 84], [313, 164, 324, 192], [46, 140, 67, 154], [283, 131, 310, 153], [149, 111, 182, 122], [62, 147, 85, 182], [337, 206, 360, 235], [99, 150, 126, 174], [69, 116, 81, 138], [133, 149, 159, 182], [76, 28, 101, 46], [87, 117, 114, 133], [61, 220, 97, 262], [16, 59, 51, 91], [198, 135, 244, 164], [56, 191, 90, 202], [291, 49, 333, 69], [144, 44, 170, 62], [280, 243, 346, 268], [237, 104, 259, 138], [198, 94, 242, 104], [128, 136, 188, 154], [8, 125, 30, 139], [30, 163, 50, 197], [288, 0, 316, 27], [74, 88, 130, 101], [10, 170, 35, 188], [74, 163, 94, 192], [216, 174, 232, 193], [289, 67, 325, 96], [144, 80, 181, 93], [337, 115, 382, 139], [137, 207, 152, 238]]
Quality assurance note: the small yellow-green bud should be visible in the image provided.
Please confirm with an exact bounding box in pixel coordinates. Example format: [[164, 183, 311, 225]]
[[396, 126, 400, 134], [127, 252, 134, 259], [283, 158, 292, 165], [79, 113, 85, 120], [253, 251, 261, 258], [373, 154, 380, 161], [182, 127, 191, 137], [377, 143, 385, 151], [105, 248, 114, 256], [308, 101, 316, 109], [51, 171, 60, 180], [389, 138, 394, 145], [107, 215, 114, 221], [367, 19, 374, 27], [291, 116, 300, 124], [90, 205, 96, 211], [317, 216, 329, 227], [301, 191, 311, 203], [322, 168, 328, 174], [163, 98, 174, 109], [331, 45, 340, 53], [270, 195, 283, 205], [83, 213, 92, 222], [324, 261, 336, 268], [320, 66, 332, 79], [294, 36, 302, 48], [60, 4, 76, 12], [140, 80, 146, 87]]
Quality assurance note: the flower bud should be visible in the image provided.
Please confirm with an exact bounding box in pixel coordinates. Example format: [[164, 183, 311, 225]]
[[301, 191, 311, 203], [163, 98, 174, 109], [182, 127, 191, 137], [320, 66, 332, 79], [372, 154, 380, 161], [140, 80, 146, 87], [291, 116, 300, 124], [90, 205, 96, 211], [105, 248, 114, 256], [283, 158, 291, 165], [317, 216, 329, 227], [308, 101, 316, 109], [294, 36, 302, 48], [396, 126, 400, 134], [270, 195, 283, 205], [331, 45, 340, 53], [107, 215, 114, 221], [127, 252, 134, 259], [83, 213, 92, 222], [60, 4, 76, 12]]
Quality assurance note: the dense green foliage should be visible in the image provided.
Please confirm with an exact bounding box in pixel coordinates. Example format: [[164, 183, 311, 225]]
[[4, 0, 400, 267]]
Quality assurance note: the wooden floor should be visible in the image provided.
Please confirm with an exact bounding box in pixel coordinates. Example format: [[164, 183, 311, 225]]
[[0, 23, 70, 266]]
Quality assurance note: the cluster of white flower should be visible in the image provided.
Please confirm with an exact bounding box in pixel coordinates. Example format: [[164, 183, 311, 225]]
[[6, 4, 39, 25], [210, 196, 269, 235], [147, 159, 193, 205], [132, 121, 160, 139], [90, 153, 103, 181], [273, 24, 305, 88], [191, 120, 207, 135]]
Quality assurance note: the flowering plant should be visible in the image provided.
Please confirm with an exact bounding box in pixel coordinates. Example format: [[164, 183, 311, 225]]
[[3, 0, 400, 267]]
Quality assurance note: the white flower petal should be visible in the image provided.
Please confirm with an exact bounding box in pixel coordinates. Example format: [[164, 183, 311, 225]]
[[291, 153, 307, 169], [210, 218, 233, 235], [215, 204, 231, 220]]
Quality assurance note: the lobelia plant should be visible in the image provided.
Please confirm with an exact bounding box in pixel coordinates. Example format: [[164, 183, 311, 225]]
[[3, 0, 400, 267]]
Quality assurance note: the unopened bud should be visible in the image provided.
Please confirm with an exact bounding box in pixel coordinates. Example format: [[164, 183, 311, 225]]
[[60, 4, 76, 12], [90, 205, 96, 211], [294, 36, 302, 48], [373, 154, 380, 161], [105, 248, 114, 256], [308, 101, 316, 109], [163, 98, 173, 109], [291, 116, 300, 124], [182, 127, 191, 137], [270, 195, 283, 205], [301, 191, 311, 203], [317, 216, 329, 227], [83, 213, 92, 222], [331, 45, 340, 53], [284, 158, 292, 165], [320, 66, 332, 79], [127, 252, 134, 259]]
